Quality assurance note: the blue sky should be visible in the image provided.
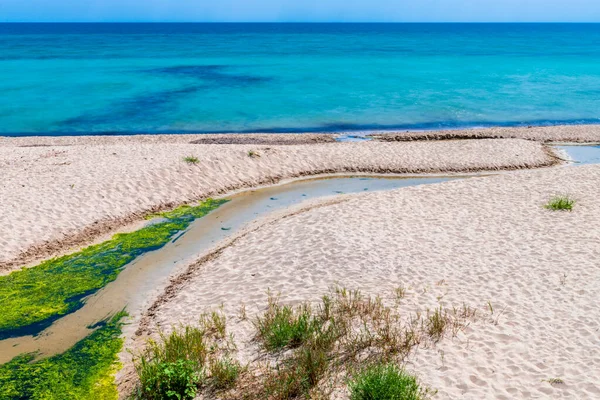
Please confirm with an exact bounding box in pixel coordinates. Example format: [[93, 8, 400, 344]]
[[2, 0, 600, 23]]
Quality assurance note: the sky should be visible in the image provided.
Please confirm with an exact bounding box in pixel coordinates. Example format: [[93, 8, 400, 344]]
[[2, 0, 600, 23]]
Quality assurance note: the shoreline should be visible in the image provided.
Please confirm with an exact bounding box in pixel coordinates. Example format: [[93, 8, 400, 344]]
[[2, 124, 600, 145], [0, 135, 561, 272]]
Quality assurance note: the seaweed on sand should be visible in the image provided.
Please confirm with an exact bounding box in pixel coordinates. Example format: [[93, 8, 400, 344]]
[[0, 198, 228, 339], [0, 311, 127, 400]]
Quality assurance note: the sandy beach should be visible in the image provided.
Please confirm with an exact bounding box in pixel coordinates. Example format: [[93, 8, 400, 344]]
[[369, 124, 600, 143], [2, 126, 600, 399], [139, 162, 600, 399], [0, 133, 558, 271]]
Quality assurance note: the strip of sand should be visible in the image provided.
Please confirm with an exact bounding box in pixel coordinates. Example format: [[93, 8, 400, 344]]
[[141, 164, 600, 399], [370, 124, 600, 142], [0, 137, 557, 271]]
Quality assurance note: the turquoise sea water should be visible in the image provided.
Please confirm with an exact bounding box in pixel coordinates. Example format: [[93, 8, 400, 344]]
[[1, 23, 600, 136]]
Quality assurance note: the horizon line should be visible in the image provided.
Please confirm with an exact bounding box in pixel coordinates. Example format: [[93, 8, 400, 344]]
[[2, 21, 600, 24]]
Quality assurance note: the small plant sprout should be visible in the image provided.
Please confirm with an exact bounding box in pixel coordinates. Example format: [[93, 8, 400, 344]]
[[183, 155, 200, 165], [238, 302, 247, 321], [395, 285, 407, 302], [199, 309, 227, 339], [487, 300, 494, 314], [544, 195, 575, 211], [559, 273, 567, 286], [247, 150, 260, 158], [426, 307, 448, 342]]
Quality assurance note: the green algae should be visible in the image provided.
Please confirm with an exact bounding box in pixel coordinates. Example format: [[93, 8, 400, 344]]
[[0, 198, 228, 340], [0, 311, 127, 400]]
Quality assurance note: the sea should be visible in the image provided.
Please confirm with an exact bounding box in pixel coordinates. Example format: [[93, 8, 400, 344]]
[[1, 23, 599, 136]]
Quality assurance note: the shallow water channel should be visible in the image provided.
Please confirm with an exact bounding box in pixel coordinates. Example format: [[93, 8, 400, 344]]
[[0, 175, 455, 363], [554, 143, 600, 165]]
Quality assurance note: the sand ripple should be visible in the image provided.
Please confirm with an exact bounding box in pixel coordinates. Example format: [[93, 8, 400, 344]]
[[150, 164, 600, 399], [0, 137, 554, 270]]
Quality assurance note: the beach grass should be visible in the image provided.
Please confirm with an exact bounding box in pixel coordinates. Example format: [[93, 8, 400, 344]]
[[0, 311, 126, 400], [0, 198, 227, 340], [254, 294, 322, 351], [208, 357, 243, 390], [131, 310, 238, 400], [131, 288, 472, 399], [348, 363, 424, 400], [132, 326, 207, 400], [182, 155, 200, 164], [426, 306, 449, 342], [544, 195, 575, 211]]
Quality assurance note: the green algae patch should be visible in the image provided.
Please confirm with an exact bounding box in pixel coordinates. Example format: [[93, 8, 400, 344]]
[[0, 311, 126, 400], [0, 198, 228, 340], [145, 199, 228, 220]]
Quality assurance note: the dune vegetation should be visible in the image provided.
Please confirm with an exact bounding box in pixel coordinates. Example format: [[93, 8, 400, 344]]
[[129, 288, 476, 399]]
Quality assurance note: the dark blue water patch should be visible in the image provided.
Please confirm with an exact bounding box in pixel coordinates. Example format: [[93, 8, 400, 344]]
[[150, 65, 227, 76], [171, 231, 187, 243], [147, 65, 272, 87], [60, 65, 270, 130], [60, 86, 202, 129]]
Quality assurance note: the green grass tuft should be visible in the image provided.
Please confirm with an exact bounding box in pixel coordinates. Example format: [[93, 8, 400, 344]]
[[132, 311, 239, 399], [544, 195, 575, 211], [0, 311, 127, 400], [254, 296, 322, 352], [0, 198, 227, 339], [348, 363, 424, 400], [208, 357, 242, 390], [133, 325, 208, 400], [182, 155, 199, 164], [426, 306, 448, 342]]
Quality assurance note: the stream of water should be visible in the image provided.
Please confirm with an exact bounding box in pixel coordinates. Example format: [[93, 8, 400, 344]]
[[0, 174, 454, 362]]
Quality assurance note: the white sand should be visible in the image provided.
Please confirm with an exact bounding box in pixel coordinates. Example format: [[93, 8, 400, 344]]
[[371, 124, 600, 142], [0, 137, 555, 271], [145, 164, 600, 399]]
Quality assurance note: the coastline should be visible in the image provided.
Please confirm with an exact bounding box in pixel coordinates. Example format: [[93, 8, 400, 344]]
[[0, 132, 563, 272], [369, 124, 600, 143], [3, 124, 600, 146]]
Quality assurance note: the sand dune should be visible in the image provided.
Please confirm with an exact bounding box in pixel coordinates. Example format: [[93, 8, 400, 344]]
[[0, 137, 556, 271], [143, 164, 600, 399]]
